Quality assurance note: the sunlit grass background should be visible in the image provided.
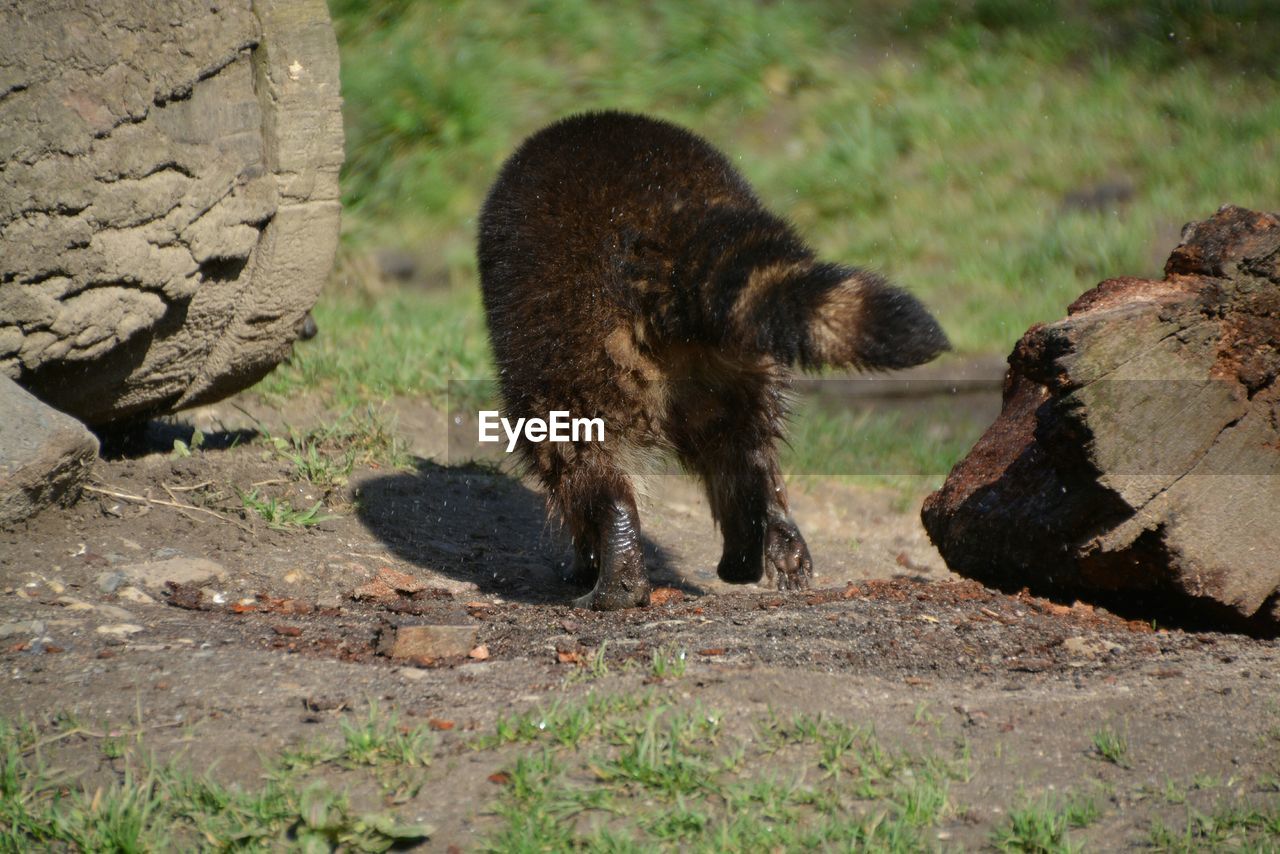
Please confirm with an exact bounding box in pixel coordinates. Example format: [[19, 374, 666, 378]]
[[264, 0, 1280, 483]]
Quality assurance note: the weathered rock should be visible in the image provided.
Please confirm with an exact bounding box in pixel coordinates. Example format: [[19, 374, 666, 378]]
[[923, 205, 1280, 631], [117, 556, 227, 591], [1061, 636, 1122, 660], [96, 570, 127, 594], [0, 620, 46, 639], [0, 376, 98, 525], [398, 667, 431, 681], [377, 622, 478, 662], [94, 604, 136, 622], [353, 566, 429, 601], [96, 623, 146, 638], [0, 0, 343, 424], [118, 586, 159, 606]]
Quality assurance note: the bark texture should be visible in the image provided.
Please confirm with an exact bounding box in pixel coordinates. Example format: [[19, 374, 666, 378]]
[[922, 205, 1280, 631], [0, 0, 343, 424]]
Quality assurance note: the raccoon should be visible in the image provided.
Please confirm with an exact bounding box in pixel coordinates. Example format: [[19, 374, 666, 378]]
[[478, 111, 948, 610]]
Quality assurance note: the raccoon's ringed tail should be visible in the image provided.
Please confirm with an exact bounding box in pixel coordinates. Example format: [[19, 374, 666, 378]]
[[798, 270, 951, 371]]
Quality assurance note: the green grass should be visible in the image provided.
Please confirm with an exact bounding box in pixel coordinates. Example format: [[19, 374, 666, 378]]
[[0, 716, 430, 851], [169, 428, 206, 459], [783, 400, 983, 477], [238, 488, 333, 530], [1149, 801, 1280, 852], [1091, 725, 1132, 767], [258, 288, 492, 407], [475, 690, 657, 750], [648, 646, 689, 681], [477, 696, 972, 851], [259, 406, 412, 489], [8, 701, 1280, 851], [338, 703, 433, 768], [993, 793, 1100, 852]]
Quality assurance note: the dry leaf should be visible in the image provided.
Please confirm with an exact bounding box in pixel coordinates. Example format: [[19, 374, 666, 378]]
[[649, 587, 684, 606]]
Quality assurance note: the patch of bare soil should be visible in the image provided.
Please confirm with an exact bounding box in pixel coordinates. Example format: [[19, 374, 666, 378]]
[[2, 393, 1278, 849]]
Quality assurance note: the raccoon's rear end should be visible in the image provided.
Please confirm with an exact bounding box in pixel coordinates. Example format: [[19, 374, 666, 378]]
[[478, 111, 948, 610]]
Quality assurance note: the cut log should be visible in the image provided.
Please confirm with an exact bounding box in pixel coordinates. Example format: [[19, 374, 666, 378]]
[[922, 205, 1280, 631], [0, 0, 343, 424]]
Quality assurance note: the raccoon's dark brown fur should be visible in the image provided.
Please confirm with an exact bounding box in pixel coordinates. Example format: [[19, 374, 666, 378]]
[[478, 111, 948, 610]]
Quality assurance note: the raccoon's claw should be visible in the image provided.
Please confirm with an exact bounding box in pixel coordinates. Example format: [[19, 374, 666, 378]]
[[765, 517, 812, 591]]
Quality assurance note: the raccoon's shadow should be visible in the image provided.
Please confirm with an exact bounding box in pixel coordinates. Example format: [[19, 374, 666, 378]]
[[355, 458, 701, 604]]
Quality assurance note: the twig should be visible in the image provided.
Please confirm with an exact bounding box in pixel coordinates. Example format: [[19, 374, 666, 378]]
[[85, 484, 252, 533], [22, 720, 185, 755], [251, 478, 288, 487], [163, 480, 214, 492], [160, 484, 204, 524]]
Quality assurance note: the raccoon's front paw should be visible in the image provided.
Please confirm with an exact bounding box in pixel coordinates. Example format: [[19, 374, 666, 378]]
[[571, 501, 650, 610], [572, 574, 650, 611], [572, 544, 649, 610], [765, 518, 812, 591]]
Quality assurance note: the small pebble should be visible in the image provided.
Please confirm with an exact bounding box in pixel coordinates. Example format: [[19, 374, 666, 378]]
[[0, 620, 45, 639], [95, 604, 135, 622], [95, 623, 145, 638], [97, 570, 126, 594], [117, 586, 157, 606]]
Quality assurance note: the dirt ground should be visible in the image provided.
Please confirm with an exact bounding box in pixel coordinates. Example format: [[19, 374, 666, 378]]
[[2, 392, 1278, 850]]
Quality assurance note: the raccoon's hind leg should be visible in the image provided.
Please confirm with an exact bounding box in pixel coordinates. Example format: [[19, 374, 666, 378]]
[[543, 448, 650, 610], [671, 375, 813, 591], [706, 448, 812, 591]]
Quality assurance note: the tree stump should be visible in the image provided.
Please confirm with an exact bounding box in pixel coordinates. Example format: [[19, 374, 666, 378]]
[[922, 205, 1280, 631], [0, 0, 343, 424]]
